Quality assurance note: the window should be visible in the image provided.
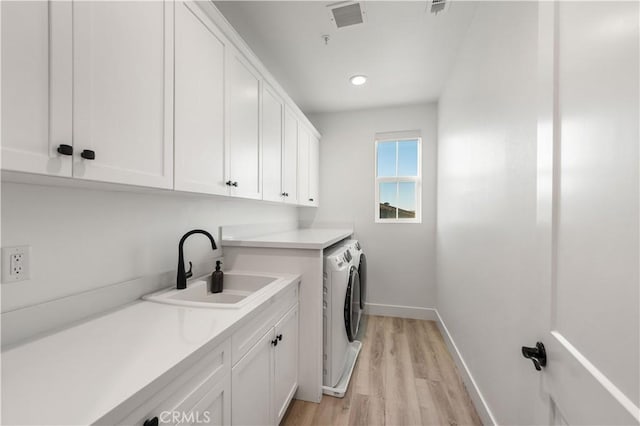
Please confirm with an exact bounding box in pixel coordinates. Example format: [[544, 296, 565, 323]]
[[375, 134, 421, 223]]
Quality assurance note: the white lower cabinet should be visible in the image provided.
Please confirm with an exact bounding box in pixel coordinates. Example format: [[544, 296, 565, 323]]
[[102, 339, 231, 426], [232, 304, 299, 426], [182, 374, 231, 426], [274, 306, 299, 424], [102, 284, 299, 426], [232, 329, 274, 426]]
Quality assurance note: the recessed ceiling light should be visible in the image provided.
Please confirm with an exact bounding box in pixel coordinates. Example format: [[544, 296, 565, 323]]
[[350, 75, 367, 86]]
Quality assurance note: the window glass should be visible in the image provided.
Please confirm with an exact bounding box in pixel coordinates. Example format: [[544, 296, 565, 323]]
[[375, 136, 421, 223], [376, 141, 396, 177], [398, 181, 416, 219], [379, 182, 397, 219], [398, 140, 418, 176]]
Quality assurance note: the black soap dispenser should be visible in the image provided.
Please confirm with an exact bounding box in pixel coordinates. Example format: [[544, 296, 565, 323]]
[[211, 261, 223, 293]]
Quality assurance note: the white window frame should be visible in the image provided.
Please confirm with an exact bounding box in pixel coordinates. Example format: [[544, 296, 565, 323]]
[[374, 134, 422, 224]]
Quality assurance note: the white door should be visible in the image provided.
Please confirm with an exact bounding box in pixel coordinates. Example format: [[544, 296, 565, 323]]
[[297, 124, 311, 206], [308, 135, 320, 206], [231, 329, 274, 426], [1, 1, 72, 177], [174, 1, 227, 195], [226, 47, 262, 199], [536, 2, 639, 424], [262, 84, 284, 202], [283, 107, 299, 205], [72, 1, 174, 189], [274, 305, 299, 424]]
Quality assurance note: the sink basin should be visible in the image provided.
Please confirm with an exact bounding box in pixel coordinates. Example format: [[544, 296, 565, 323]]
[[143, 272, 277, 309]]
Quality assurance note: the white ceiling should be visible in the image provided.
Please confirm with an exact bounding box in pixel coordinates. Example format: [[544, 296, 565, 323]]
[[214, 1, 477, 114]]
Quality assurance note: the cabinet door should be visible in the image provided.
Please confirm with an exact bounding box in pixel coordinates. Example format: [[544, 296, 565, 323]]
[[1, 1, 72, 176], [72, 1, 174, 189], [231, 329, 274, 426], [261, 84, 284, 202], [226, 48, 262, 199], [174, 1, 227, 195], [184, 374, 231, 426], [297, 125, 310, 206], [282, 107, 299, 205], [308, 135, 320, 206], [274, 305, 299, 424]]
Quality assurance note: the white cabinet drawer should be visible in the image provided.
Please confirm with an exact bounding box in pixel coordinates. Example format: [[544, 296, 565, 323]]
[[231, 283, 298, 365], [99, 338, 231, 426]]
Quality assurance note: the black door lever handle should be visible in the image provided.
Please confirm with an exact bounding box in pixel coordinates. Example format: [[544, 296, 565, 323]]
[[522, 342, 547, 371]]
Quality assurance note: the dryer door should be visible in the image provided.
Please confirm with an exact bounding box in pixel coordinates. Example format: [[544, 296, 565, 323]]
[[344, 265, 362, 342], [358, 253, 367, 309]]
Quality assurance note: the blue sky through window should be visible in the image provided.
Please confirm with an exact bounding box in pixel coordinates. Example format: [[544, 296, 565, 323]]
[[377, 139, 418, 212]]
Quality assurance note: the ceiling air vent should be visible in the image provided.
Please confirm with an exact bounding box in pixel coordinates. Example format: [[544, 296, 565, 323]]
[[431, 0, 450, 14], [327, 2, 366, 29]]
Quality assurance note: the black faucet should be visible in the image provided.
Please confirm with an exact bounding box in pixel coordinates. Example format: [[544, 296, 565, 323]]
[[177, 229, 217, 290]]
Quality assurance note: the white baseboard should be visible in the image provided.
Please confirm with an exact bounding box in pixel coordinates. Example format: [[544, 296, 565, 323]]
[[435, 310, 497, 426], [364, 302, 438, 321]]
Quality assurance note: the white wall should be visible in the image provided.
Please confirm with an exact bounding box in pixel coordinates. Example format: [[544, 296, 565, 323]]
[[437, 2, 543, 424], [1, 183, 296, 324], [306, 104, 437, 314]]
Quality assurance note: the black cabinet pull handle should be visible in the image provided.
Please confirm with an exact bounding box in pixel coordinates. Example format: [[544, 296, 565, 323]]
[[309, 198, 314, 202], [281, 192, 287, 197], [522, 342, 547, 371], [57, 144, 73, 156], [271, 338, 278, 347], [225, 180, 232, 186], [143, 417, 159, 426], [232, 181, 238, 187], [277, 334, 283, 341], [80, 149, 95, 160]]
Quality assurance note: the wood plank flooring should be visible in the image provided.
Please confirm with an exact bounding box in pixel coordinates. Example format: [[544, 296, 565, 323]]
[[281, 316, 483, 426]]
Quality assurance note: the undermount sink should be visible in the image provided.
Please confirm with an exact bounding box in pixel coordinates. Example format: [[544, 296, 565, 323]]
[[143, 272, 278, 309]]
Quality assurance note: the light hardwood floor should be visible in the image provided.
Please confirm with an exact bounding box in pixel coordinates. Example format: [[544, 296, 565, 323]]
[[282, 316, 483, 426]]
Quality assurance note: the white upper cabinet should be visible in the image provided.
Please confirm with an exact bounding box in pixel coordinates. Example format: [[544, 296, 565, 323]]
[[308, 135, 320, 206], [1, 1, 72, 177], [1, 1, 320, 205], [297, 124, 311, 206], [262, 84, 285, 202], [72, 1, 174, 189], [174, 1, 227, 195], [226, 47, 262, 199], [297, 124, 320, 207], [282, 107, 299, 205]]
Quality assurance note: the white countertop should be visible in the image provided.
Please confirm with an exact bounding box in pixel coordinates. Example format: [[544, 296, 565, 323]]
[[1, 271, 299, 426], [221, 228, 353, 250]]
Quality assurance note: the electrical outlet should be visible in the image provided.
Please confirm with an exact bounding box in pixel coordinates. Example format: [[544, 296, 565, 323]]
[[2, 246, 31, 283]]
